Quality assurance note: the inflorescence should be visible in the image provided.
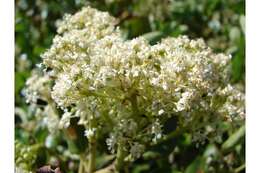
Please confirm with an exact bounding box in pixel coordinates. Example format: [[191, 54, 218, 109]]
[[24, 6, 245, 168]]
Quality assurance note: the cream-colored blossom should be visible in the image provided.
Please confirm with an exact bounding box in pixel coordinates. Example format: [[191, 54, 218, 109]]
[[25, 6, 245, 163]]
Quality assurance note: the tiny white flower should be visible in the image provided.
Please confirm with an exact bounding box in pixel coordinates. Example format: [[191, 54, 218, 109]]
[[84, 128, 96, 139], [59, 112, 71, 128], [158, 109, 164, 115]]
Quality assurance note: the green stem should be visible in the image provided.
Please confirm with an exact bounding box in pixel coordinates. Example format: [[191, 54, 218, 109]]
[[115, 143, 127, 173], [88, 137, 96, 173], [78, 158, 84, 173], [130, 92, 139, 117], [78, 154, 88, 173], [234, 163, 245, 173], [152, 127, 184, 146], [124, 164, 129, 173]]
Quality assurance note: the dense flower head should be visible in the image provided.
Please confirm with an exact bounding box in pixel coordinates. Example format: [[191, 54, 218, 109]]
[[25, 6, 245, 161]]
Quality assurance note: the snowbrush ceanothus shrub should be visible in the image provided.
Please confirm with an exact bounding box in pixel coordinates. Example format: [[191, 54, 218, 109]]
[[23, 7, 245, 173]]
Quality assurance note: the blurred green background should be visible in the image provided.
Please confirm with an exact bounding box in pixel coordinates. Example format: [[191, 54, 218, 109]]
[[15, 0, 245, 172]]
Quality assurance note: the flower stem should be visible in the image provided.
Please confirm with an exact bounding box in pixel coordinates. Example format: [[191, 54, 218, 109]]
[[130, 92, 139, 117], [88, 137, 96, 173], [78, 158, 84, 173], [115, 142, 127, 173]]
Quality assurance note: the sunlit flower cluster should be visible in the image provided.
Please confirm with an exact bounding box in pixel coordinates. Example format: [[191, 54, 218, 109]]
[[25, 6, 245, 163]]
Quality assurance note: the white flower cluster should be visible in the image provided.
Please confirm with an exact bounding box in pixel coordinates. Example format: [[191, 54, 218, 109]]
[[24, 70, 51, 104], [25, 7, 245, 162]]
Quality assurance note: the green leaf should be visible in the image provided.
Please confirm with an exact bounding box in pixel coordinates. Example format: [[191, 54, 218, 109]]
[[132, 164, 150, 173], [142, 151, 161, 160], [142, 31, 164, 44], [229, 27, 241, 42], [221, 125, 245, 153], [185, 156, 205, 173], [240, 15, 245, 34]]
